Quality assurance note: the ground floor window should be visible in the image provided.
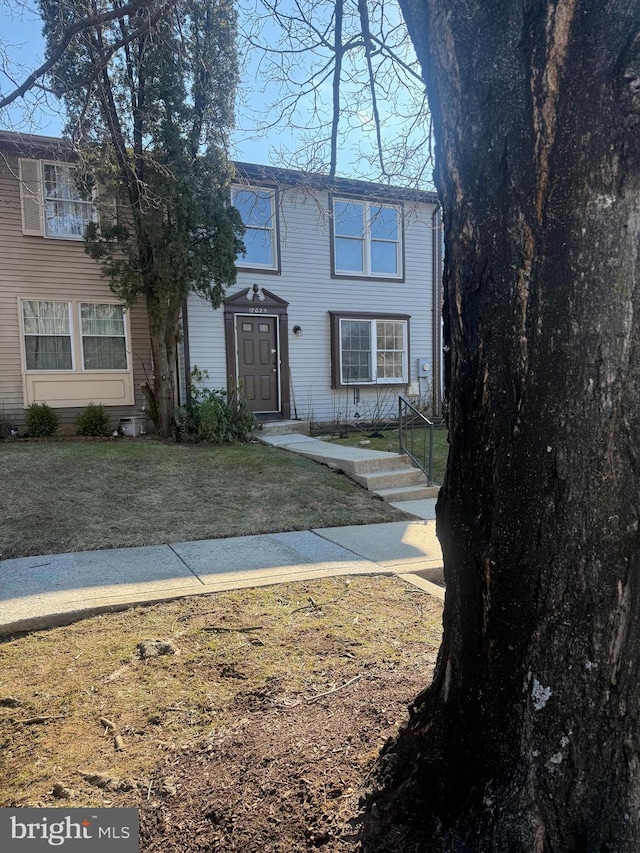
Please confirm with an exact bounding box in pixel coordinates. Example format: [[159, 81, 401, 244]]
[[22, 300, 73, 370], [80, 303, 127, 370], [329, 312, 410, 388], [22, 299, 129, 372]]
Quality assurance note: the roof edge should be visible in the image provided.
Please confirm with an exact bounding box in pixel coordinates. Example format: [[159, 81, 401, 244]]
[[233, 161, 438, 204], [0, 130, 438, 204]]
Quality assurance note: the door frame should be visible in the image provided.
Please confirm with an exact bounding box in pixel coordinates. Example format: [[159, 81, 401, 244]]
[[234, 312, 280, 414], [224, 286, 290, 420]]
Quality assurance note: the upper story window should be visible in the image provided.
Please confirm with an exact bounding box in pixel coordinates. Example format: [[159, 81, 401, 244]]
[[332, 198, 402, 279], [43, 163, 96, 239], [232, 186, 278, 270], [18, 159, 98, 240]]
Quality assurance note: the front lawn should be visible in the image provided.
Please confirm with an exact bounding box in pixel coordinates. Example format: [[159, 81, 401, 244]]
[[0, 439, 412, 559]]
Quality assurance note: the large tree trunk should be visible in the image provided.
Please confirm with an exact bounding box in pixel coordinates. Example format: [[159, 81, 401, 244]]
[[143, 296, 180, 439], [361, 2, 640, 850]]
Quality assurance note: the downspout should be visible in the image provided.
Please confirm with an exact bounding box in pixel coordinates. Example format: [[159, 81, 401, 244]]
[[289, 363, 298, 420], [431, 204, 443, 418]]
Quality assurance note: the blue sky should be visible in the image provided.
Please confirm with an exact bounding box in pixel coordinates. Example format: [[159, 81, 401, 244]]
[[2, 7, 273, 163], [1, 2, 430, 184], [3, 8, 64, 136]]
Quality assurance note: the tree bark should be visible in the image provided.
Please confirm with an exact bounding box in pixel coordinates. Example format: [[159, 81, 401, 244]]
[[361, 1, 640, 850], [143, 296, 180, 439]]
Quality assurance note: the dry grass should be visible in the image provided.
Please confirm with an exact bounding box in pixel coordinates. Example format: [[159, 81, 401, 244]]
[[0, 439, 411, 559], [0, 575, 443, 816]]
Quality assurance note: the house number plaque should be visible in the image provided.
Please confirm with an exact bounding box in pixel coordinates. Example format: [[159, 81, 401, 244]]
[[248, 307, 267, 314]]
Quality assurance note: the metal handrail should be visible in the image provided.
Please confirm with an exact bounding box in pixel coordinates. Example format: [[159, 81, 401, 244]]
[[398, 396, 434, 484]]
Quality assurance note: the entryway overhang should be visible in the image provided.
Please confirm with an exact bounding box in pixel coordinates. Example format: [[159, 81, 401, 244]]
[[224, 286, 291, 420]]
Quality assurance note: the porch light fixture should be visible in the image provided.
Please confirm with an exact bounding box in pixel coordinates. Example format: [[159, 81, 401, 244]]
[[247, 284, 266, 301], [293, 325, 303, 337]]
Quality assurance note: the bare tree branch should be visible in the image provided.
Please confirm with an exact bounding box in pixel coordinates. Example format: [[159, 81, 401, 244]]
[[329, 0, 343, 178], [236, 0, 433, 186], [358, 0, 386, 177], [370, 33, 424, 83], [0, 0, 168, 110]]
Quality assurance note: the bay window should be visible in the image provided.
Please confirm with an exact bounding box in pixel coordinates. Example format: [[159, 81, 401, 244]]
[[330, 312, 409, 387]]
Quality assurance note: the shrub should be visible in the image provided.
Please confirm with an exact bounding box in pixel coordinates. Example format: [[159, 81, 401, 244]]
[[75, 403, 111, 437], [175, 367, 256, 444], [24, 402, 59, 437]]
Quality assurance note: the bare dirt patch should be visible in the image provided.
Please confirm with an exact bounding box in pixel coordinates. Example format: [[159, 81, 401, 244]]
[[0, 576, 442, 851]]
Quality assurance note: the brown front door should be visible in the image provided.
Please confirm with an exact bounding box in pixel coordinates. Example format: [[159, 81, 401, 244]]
[[236, 315, 280, 413]]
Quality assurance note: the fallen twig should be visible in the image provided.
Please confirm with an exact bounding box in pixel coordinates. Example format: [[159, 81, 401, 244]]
[[17, 714, 66, 725], [291, 598, 337, 614], [100, 717, 116, 730], [170, 608, 221, 632], [306, 675, 362, 704], [201, 626, 263, 634]]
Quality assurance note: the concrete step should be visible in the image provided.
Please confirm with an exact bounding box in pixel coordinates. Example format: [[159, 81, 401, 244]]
[[257, 431, 440, 505], [352, 467, 427, 491], [374, 484, 440, 502], [257, 420, 310, 437], [343, 454, 415, 475]]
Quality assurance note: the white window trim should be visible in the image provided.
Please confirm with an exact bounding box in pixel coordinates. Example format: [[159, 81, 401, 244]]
[[78, 302, 130, 373], [21, 299, 130, 374], [232, 185, 279, 270], [338, 316, 408, 386], [332, 198, 403, 279], [41, 160, 98, 241], [22, 300, 75, 372]]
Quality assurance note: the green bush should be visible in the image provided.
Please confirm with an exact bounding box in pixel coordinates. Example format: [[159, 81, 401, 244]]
[[75, 403, 111, 437], [24, 402, 59, 437], [175, 367, 256, 444]]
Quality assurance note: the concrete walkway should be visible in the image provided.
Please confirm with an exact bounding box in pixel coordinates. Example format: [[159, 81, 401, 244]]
[[0, 434, 444, 637], [0, 521, 444, 637], [258, 430, 439, 510]]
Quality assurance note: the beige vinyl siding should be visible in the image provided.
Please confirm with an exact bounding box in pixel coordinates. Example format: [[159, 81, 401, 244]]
[[0, 148, 152, 429], [187, 185, 435, 425]]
